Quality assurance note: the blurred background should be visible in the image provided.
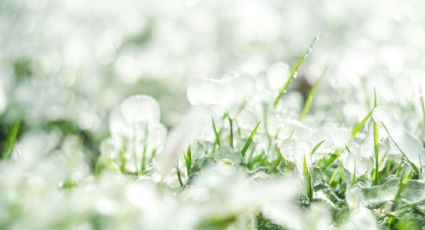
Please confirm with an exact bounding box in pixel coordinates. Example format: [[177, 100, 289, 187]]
[[1, 0, 425, 159]]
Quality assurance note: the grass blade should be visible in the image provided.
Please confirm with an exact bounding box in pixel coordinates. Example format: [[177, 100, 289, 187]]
[[351, 110, 373, 137], [273, 36, 319, 108], [373, 90, 380, 185], [300, 66, 327, 120], [241, 121, 261, 157], [184, 146, 192, 176], [224, 113, 234, 147], [311, 140, 326, 155], [392, 171, 411, 211], [176, 161, 184, 187], [303, 155, 313, 201], [373, 121, 380, 185], [3, 120, 21, 160], [320, 150, 341, 170], [212, 118, 221, 146], [352, 89, 379, 138]]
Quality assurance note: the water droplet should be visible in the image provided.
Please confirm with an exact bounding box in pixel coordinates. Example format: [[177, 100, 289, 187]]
[[120, 95, 160, 124]]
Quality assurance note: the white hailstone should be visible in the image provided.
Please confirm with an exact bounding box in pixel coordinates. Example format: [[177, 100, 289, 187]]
[[237, 109, 258, 130], [186, 78, 228, 106], [223, 74, 255, 97], [120, 95, 160, 124], [345, 154, 373, 175], [325, 126, 351, 149], [109, 109, 129, 136], [373, 106, 425, 168]]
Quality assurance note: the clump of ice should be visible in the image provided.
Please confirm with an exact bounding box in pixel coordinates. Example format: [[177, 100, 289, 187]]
[[120, 95, 161, 124]]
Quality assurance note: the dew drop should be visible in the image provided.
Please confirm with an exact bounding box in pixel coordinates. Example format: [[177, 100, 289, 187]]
[[120, 95, 160, 124]]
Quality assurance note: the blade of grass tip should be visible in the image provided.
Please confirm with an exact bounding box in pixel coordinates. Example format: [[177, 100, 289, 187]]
[[176, 161, 184, 187], [300, 66, 328, 120], [212, 118, 221, 146], [380, 122, 420, 175], [311, 140, 326, 155], [373, 88, 378, 107], [392, 171, 411, 211], [273, 36, 320, 108], [303, 155, 313, 201], [141, 124, 149, 173], [3, 120, 21, 160], [351, 89, 378, 138], [241, 121, 261, 157], [351, 110, 373, 138], [224, 113, 234, 147], [184, 146, 192, 176], [373, 90, 380, 185]]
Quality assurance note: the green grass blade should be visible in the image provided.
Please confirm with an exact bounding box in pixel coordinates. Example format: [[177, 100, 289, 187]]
[[176, 162, 184, 187], [184, 146, 192, 176], [300, 67, 327, 120], [392, 171, 411, 211], [241, 121, 261, 157], [329, 165, 341, 186], [224, 113, 234, 147], [373, 121, 380, 185], [320, 150, 341, 170], [273, 36, 319, 108], [351, 109, 373, 137], [303, 155, 313, 201], [3, 120, 21, 160], [373, 88, 378, 107], [212, 118, 221, 146], [311, 140, 326, 155]]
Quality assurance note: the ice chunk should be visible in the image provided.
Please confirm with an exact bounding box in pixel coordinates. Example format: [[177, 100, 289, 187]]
[[341, 207, 378, 230], [120, 95, 160, 124], [187, 78, 228, 106], [157, 107, 210, 178], [373, 106, 425, 168]]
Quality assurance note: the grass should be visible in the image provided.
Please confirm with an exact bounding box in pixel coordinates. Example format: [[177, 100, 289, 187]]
[[273, 36, 320, 108], [241, 121, 261, 158], [300, 66, 327, 120], [303, 155, 313, 202], [373, 90, 380, 185], [2, 40, 425, 230], [3, 120, 21, 160]]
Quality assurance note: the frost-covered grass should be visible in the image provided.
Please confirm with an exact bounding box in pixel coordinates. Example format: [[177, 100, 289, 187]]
[[1, 0, 425, 229]]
